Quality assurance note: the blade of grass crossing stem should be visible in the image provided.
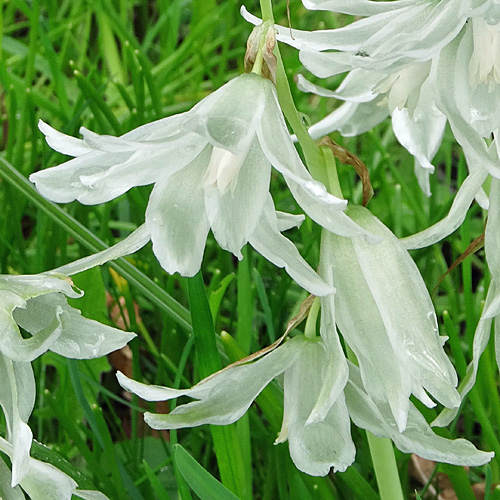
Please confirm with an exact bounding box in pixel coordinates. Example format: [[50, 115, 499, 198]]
[[337, 466, 380, 500], [252, 267, 276, 342], [440, 464, 476, 500], [173, 444, 240, 500], [187, 272, 251, 500], [0, 156, 192, 332], [142, 460, 174, 500]]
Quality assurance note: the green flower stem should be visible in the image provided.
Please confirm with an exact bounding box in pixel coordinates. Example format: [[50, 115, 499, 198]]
[[366, 432, 404, 500], [259, 0, 327, 186], [304, 297, 320, 339], [259, 2, 403, 498], [321, 145, 343, 200]]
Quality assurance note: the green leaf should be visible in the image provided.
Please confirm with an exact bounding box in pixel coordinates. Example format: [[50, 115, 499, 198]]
[[173, 444, 240, 500]]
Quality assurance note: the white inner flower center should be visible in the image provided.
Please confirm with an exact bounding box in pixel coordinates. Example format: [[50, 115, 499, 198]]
[[204, 146, 247, 195], [374, 62, 431, 114], [470, 17, 500, 90]]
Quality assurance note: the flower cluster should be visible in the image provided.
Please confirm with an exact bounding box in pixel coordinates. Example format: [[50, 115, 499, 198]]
[[12, 2, 497, 493]]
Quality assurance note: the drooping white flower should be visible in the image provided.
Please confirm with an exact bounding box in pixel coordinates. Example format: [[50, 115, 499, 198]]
[[117, 335, 356, 476], [0, 272, 134, 363], [0, 436, 109, 500], [30, 73, 378, 296], [322, 205, 460, 431], [117, 332, 492, 475], [345, 362, 493, 466], [242, 1, 500, 203], [0, 225, 146, 486]]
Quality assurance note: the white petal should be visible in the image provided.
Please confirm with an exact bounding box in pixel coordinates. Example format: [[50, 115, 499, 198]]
[[145, 148, 211, 276], [0, 459, 24, 500], [391, 86, 446, 196], [0, 354, 35, 486], [346, 363, 493, 467], [276, 211, 305, 232], [282, 341, 355, 475], [181, 74, 266, 155], [401, 166, 488, 249], [13, 293, 135, 359], [433, 280, 500, 427], [53, 224, 151, 277], [2, 291, 63, 362], [122, 337, 304, 430], [32, 116, 205, 205], [349, 206, 459, 408], [249, 198, 333, 296], [475, 187, 489, 210], [0, 437, 79, 500], [485, 178, 500, 283], [38, 120, 92, 157], [437, 36, 500, 178], [306, 332, 349, 425], [257, 83, 380, 242], [204, 140, 270, 258], [299, 49, 354, 78], [76, 132, 206, 202], [307, 99, 389, 140], [19, 458, 78, 500], [297, 71, 380, 103], [326, 228, 412, 430], [30, 151, 132, 204], [300, 0, 414, 15]]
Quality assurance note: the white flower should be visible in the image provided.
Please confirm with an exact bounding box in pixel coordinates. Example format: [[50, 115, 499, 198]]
[[0, 436, 109, 500], [345, 362, 493, 467], [242, 1, 500, 202], [0, 272, 135, 364], [117, 333, 492, 476], [321, 205, 461, 431], [30, 73, 377, 295], [117, 336, 356, 476], [0, 227, 146, 486]]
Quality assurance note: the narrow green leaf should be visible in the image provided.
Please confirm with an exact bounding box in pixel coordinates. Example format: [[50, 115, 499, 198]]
[[142, 460, 174, 500], [173, 444, 240, 500], [187, 272, 251, 500]]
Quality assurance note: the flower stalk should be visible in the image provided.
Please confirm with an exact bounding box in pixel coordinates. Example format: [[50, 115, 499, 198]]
[[259, 0, 327, 185], [256, 1, 407, 494]]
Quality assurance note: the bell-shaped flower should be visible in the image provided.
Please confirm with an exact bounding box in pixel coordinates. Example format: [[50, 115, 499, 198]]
[[117, 332, 493, 476], [30, 73, 377, 296], [117, 335, 356, 476], [323, 205, 461, 431], [243, 1, 500, 204], [345, 362, 493, 466], [0, 224, 148, 364], [0, 225, 146, 486], [0, 436, 109, 500]]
